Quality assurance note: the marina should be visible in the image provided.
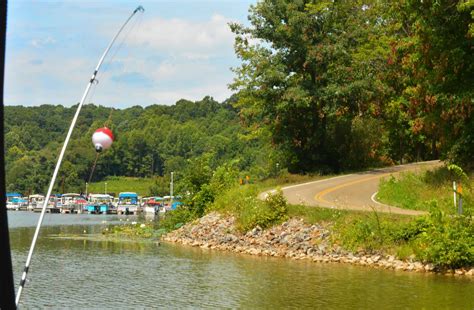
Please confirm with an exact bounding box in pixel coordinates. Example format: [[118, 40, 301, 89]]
[[5, 192, 177, 216]]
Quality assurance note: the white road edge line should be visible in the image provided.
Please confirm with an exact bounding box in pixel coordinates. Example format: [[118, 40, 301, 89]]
[[371, 191, 381, 205], [371, 191, 392, 209]]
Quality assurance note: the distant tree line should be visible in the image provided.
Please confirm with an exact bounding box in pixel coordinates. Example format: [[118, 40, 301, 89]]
[[4, 97, 274, 194]]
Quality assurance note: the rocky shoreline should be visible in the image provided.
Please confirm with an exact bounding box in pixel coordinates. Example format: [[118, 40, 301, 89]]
[[162, 212, 474, 277]]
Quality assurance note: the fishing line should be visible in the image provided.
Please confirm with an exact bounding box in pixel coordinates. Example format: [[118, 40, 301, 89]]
[[88, 152, 101, 184], [102, 11, 144, 78], [105, 109, 114, 127], [15, 6, 145, 307]]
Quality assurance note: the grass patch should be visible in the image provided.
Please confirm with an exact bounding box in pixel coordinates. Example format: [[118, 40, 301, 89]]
[[377, 166, 473, 213], [288, 203, 473, 268], [209, 185, 288, 232], [288, 204, 414, 252], [87, 176, 155, 196], [288, 204, 349, 223], [102, 222, 165, 240]]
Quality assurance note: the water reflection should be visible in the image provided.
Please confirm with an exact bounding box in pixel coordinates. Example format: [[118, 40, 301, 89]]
[[8, 212, 474, 309]]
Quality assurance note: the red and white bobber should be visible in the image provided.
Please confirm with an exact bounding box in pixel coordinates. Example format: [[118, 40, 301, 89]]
[[92, 127, 114, 152]]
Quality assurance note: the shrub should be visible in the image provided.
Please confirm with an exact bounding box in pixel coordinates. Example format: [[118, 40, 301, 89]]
[[187, 162, 240, 217], [335, 212, 392, 252], [210, 186, 288, 232], [191, 184, 214, 217], [238, 190, 288, 232], [159, 205, 197, 232], [416, 208, 474, 269]]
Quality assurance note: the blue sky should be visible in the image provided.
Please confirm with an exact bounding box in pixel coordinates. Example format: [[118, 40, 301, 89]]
[[5, 0, 256, 108]]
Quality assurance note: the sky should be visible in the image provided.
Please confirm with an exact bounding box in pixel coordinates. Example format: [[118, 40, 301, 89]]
[[5, 0, 256, 108]]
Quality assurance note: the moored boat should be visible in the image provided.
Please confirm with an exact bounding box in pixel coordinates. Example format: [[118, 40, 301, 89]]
[[60, 193, 87, 214], [162, 195, 183, 212], [6, 193, 26, 211], [116, 192, 140, 215], [27, 194, 45, 211], [86, 194, 114, 214], [142, 196, 164, 215]]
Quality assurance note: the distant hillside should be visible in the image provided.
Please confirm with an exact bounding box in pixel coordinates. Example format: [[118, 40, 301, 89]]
[[4, 96, 273, 195]]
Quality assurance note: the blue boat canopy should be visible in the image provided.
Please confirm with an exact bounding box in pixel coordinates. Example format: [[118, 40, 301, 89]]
[[171, 201, 183, 210], [119, 192, 138, 198], [6, 192, 22, 197]]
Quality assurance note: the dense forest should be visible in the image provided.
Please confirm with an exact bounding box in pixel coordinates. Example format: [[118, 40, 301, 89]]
[[230, 0, 473, 172], [5, 0, 474, 201], [4, 97, 274, 195]]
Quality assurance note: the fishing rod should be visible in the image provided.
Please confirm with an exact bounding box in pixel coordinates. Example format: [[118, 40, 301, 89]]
[[15, 5, 144, 306]]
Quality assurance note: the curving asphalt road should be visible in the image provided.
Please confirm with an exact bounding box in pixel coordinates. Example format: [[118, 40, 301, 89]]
[[262, 160, 442, 215]]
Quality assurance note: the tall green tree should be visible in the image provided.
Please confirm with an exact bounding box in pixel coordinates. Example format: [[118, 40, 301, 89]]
[[388, 0, 474, 168], [230, 0, 392, 172]]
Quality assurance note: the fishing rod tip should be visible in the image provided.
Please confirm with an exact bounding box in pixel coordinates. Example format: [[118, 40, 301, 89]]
[[135, 5, 145, 13]]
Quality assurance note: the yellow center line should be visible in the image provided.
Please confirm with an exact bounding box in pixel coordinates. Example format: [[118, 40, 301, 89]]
[[314, 173, 391, 205]]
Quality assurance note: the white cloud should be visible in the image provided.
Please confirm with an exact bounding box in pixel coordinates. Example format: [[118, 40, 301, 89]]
[[30, 36, 56, 48], [128, 14, 236, 56], [6, 12, 240, 107]]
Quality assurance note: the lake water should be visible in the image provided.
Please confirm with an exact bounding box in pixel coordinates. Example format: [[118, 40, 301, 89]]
[[8, 212, 474, 309]]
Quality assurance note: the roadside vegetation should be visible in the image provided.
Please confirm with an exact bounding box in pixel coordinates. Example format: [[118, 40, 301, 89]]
[[377, 166, 473, 213]]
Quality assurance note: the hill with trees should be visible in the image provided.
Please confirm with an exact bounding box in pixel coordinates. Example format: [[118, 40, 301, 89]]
[[4, 96, 274, 196]]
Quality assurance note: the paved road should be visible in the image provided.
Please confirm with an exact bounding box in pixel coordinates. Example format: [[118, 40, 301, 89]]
[[263, 160, 442, 215]]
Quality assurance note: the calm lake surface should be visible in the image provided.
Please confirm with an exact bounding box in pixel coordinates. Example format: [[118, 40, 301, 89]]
[[8, 211, 474, 309]]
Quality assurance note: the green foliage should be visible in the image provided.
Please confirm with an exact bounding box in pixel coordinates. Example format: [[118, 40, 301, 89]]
[[388, 1, 474, 166], [102, 222, 162, 240], [416, 208, 474, 269], [378, 174, 426, 211], [6, 0, 474, 196], [287, 204, 346, 223], [290, 198, 473, 268], [5, 98, 274, 194], [335, 212, 391, 252], [158, 205, 197, 232], [458, 0, 474, 35], [229, 0, 474, 172], [191, 184, 214, 218], [332, 207, 474, 268], [377, 166, 473, 213], [230, 0, 395, 172], [447, 164, 468, 182], [211, 186, 288, 232], [148, 176, 172, 197]]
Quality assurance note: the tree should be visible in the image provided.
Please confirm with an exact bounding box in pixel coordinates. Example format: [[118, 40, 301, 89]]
[[230, 0, 393, 172], [388, 0, 474, 168]]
